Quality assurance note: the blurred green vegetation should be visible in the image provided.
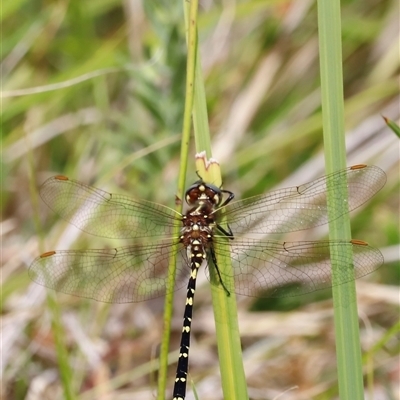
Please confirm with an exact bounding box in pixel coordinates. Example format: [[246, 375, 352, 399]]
[[3, 0, 399, 399]]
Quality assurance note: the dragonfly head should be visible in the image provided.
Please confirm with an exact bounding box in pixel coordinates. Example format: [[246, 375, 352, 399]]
[[185, 181, 222, 206]]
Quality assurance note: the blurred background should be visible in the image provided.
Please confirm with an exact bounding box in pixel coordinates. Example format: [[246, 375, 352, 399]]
[[2, 0, 399, 399]]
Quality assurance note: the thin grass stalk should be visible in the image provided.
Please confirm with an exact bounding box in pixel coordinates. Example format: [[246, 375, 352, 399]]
[[183, 2, 248, 399], [317, 1, 365, 399], [156, 2, 199, 398]]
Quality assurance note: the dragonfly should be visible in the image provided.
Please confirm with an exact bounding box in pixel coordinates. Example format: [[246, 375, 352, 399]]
[[29, 164, 386, 400]]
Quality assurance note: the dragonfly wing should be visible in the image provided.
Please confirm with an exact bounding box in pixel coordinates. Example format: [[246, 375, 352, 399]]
[[40, 176, 180, 239], [222, 165, 386, 235], [29, 240, 188, 303], [212, 238, 383, 298]]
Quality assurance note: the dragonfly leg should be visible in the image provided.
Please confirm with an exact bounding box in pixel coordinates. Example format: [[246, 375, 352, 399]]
[[210, 246, 231, 296]]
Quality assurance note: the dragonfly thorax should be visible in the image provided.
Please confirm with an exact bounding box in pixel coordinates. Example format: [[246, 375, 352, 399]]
[[180, 201, 216, 249]]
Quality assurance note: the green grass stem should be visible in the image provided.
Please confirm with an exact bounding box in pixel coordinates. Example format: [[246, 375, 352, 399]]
[[318, 1, 365, 399]]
